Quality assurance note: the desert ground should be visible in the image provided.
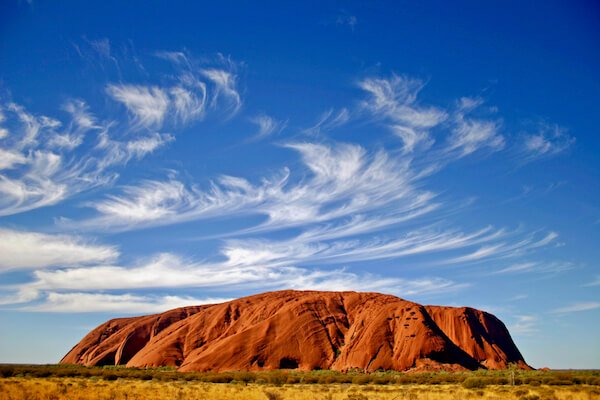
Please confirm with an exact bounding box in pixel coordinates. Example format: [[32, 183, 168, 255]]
[[0, 365, 598, 400]]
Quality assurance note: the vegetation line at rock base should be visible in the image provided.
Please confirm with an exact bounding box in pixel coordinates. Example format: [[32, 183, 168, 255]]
[[0, 364, 598, 386]]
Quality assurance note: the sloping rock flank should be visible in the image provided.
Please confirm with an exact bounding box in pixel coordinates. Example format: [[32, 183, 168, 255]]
[[61, 290, 529, 372]]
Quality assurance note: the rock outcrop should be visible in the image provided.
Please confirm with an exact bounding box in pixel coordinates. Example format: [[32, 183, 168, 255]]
[[61, 290, 529, 372]]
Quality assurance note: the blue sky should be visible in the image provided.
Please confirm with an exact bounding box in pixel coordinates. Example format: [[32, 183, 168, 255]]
[[0, 1, 599, 369]]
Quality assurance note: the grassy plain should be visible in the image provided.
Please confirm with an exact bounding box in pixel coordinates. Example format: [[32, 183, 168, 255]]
[[0, 365, 598, 400]]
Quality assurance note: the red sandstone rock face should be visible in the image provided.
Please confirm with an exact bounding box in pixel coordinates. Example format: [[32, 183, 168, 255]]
[[61, 290, 529, 372]]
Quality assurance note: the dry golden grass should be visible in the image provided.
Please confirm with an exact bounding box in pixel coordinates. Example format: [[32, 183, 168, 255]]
[[1, 378, 599, 400]]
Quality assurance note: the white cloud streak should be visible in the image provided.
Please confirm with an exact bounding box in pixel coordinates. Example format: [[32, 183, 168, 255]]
[[25, 292, 230, 314], [0, 102, 142, 216], [510, 315, 537, 335], [5, 102, 61, 150], [104, 51, 242, 131], [551, 302, 600, 314], [0, 148, 102, 217], [358, 80, 505, 160], [18, 212, 558, 314], [106, 82, 208, 130], [0, 148, 27, 170], [0, 51, 243, 217], [445, 231, 559, 265], [170, 85, 207, 124], [359, 74, 446, 152], [0, 64, 571, 316], [48, 99, 100, 150], [494, 260, 573, 275], [106, 84, 170, 130], [202, 68, 242, 115], [72, 141, 437, 232], [95, 130, 174, 169], [7, 251, 467, 312], [445, 97, 504, 157], [583, 276, 600, 287], [90, 179, 195, 223], [521, 123, 575, 162], [67, 138, 559, 282], [250, 114, 286, 139], [303, 108, 350, 136], [0, 228, 118, 271]]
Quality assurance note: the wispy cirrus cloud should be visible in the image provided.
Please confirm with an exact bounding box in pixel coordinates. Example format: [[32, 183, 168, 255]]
[[221, 226, 496, 267], [358, 78, 506, 159], [201, 60, 242, 116], [4, 250, 467, 312], [0, 49, 244, 217], [170, 85, 207, 124], [95, 130, 174, 169], [0, 149, 108, 217], [69, 141, 435, 232], [72, 37, 124, 78], [66, 138, 559, 275], [25, 292, 230, 314], [359, 74, 447, 152], [303, 108, 349, 136], [0, 101, 164, 216], [106, 84, 170, 130], [88, 179, 197, 224], [250, 114, 286, 139], [105, 57, 220, 130], [155, 51, 242, 121], [48, 100, 100, 150], [520, 123, 575, 162], [0, 228, 118, 271], [509, 315, 537, 335], [493, 260, 574, 275], [551, 302, 600, 314], [0, 58, 575, 317], [445, 97, 504, 157], [70, 174, 270, 231], [445, 231, 559, 265], [21, 252, 411, 292], [0, 108, 7, 138], [4, 102, 62, 150], [0, 148, 27, 170]]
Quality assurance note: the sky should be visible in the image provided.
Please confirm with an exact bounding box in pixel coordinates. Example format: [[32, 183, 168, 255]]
[[0, 0, 599, 369]]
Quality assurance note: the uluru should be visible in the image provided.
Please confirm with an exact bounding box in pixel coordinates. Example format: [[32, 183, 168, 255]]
[[61, 290, 529, 372]]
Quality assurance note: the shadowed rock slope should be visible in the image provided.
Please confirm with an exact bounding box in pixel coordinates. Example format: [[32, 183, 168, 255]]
[[61, 290, 529, 372]]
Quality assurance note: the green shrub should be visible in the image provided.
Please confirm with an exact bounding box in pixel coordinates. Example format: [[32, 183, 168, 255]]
[[236, 371, 255, 384], [462, 377, 487, 389], [0, 367, 14, 378], [204, 373, 234, 383], [266, 371, 286, 386], [493, 376, 509, 385], [546, 379, 573, 386], [336, 374, 354, 384], [352, 375, 371, 385], [301, 375, 319, 384], [139, 373, 153, 380], [372, 375, 391, 385]]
